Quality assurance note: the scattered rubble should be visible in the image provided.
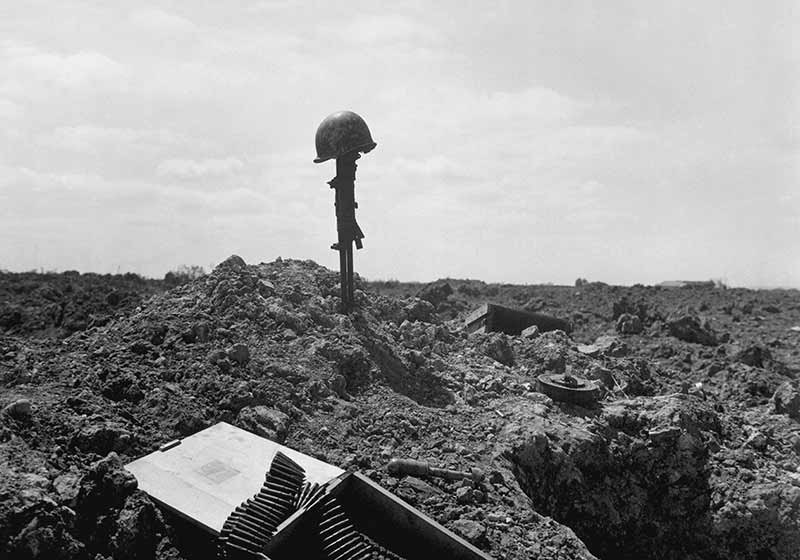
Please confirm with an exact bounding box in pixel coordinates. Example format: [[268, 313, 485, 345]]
[[1, 259, 799, 559]]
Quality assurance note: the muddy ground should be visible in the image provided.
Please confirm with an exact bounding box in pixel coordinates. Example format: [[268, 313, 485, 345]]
[[1, 257, 799, 559]]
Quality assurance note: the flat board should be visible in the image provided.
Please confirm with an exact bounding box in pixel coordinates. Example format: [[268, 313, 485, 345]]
[[125, 422, 343, 534]]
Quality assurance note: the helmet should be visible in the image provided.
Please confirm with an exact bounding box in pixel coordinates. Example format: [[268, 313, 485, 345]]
[[314, 110, 377, 163]]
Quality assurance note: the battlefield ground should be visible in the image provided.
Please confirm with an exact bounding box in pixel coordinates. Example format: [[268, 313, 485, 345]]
[[1, 256, 799, 559]]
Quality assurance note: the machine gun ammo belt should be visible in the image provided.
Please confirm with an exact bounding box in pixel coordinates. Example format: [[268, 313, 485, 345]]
[[218, 451, 306, 560], [218, 454, 409, 559], [318, 496, 407, 560]]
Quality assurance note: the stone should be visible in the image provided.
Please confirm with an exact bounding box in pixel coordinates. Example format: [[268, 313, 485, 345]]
[[616, 313, 643, 334], [3, 398, 32, 420], [585, 364, 614, 388], [416, 281, 453, 308], [258, 279, 276, 298], [227, 343, 250, 365], [77, 452, 139, 512], [482, 334, 515, 366], [577, 335, 628, 357], [403, 298, 436, 323], [455, 486, 473, 504], [71, 423, 133, 454], [735, 345, 772, 369], [109, 494, 161, 560], [667, 314, 718, 346], [101, 375, 143, 403], [237, 406, 289, 442], [216, 254, 246, 271], [175, 412, 208, 436], [208, 349, 231, 373], [128, 340, 151, 355], [327, 374, 348, 398], [53, 471, 82, 506], [148, 325, 168, 346], [521, 325, 540, 339], [182, 322, 211, 343], [450, 519, 486, 544], [743, 431, 767, 451], [399, 476, 440, 496], [772, 380, 800, 420]]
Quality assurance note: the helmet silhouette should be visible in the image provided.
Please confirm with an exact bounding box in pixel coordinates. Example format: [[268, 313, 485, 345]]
[[314, 110, 376, 163]]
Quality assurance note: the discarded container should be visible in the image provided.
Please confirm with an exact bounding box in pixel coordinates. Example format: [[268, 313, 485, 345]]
[[125, 423, 493, 559], [465, 303, 572, 335]]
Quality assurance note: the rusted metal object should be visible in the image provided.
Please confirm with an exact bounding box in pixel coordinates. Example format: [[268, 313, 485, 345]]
[[465, 303, 573, 335], [314, 110, 376, 312], [387, 458, 485, 483], [536, 373, 600, 405]]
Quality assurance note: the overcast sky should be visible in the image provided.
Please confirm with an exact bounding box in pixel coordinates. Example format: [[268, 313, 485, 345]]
[[1, 1, 797, 287]]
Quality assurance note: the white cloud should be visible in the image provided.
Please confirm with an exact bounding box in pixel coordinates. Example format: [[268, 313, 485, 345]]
[[386, 155, 467, 179], [157, 157, 245, 179], [136, 60, 258, 98], [577, 180, 604, 196], [129, 8, 198, 33], [0, 97, 23, 119], [339, 14, 439, 45], [1, 41, 130, 94], [41, 125, 205, 154], [379, 86, 585, 132], [474, 88, 586, 123], [164, 185, 273, 216], [246, 0, 300, 13], [0, 164, 145, 195], [0, 163, 269, 219]]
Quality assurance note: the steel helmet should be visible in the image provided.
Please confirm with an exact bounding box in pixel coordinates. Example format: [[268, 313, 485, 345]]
[[313, 110, 377, 163]]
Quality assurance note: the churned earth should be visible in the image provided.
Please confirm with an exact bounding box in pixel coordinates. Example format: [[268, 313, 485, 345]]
[[1, 257, 799, 560]]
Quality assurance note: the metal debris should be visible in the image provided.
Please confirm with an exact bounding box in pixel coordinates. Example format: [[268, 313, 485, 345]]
[[387, 458, 485, 483], [536, 373, 600, 405], [465, 303, 572, 335]]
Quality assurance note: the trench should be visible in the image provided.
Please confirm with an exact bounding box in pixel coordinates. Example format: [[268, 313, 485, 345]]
[[505, 428, 716, 560]]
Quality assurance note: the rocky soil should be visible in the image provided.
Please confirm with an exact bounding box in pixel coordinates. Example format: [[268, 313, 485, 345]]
[[2, 257, 799, 559]]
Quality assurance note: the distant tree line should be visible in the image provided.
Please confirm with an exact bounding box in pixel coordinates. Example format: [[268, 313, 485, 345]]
[[164, 265, 206, 287]]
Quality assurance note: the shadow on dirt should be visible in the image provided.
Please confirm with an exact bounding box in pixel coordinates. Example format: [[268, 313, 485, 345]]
[[353, 314, 454, 408]]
